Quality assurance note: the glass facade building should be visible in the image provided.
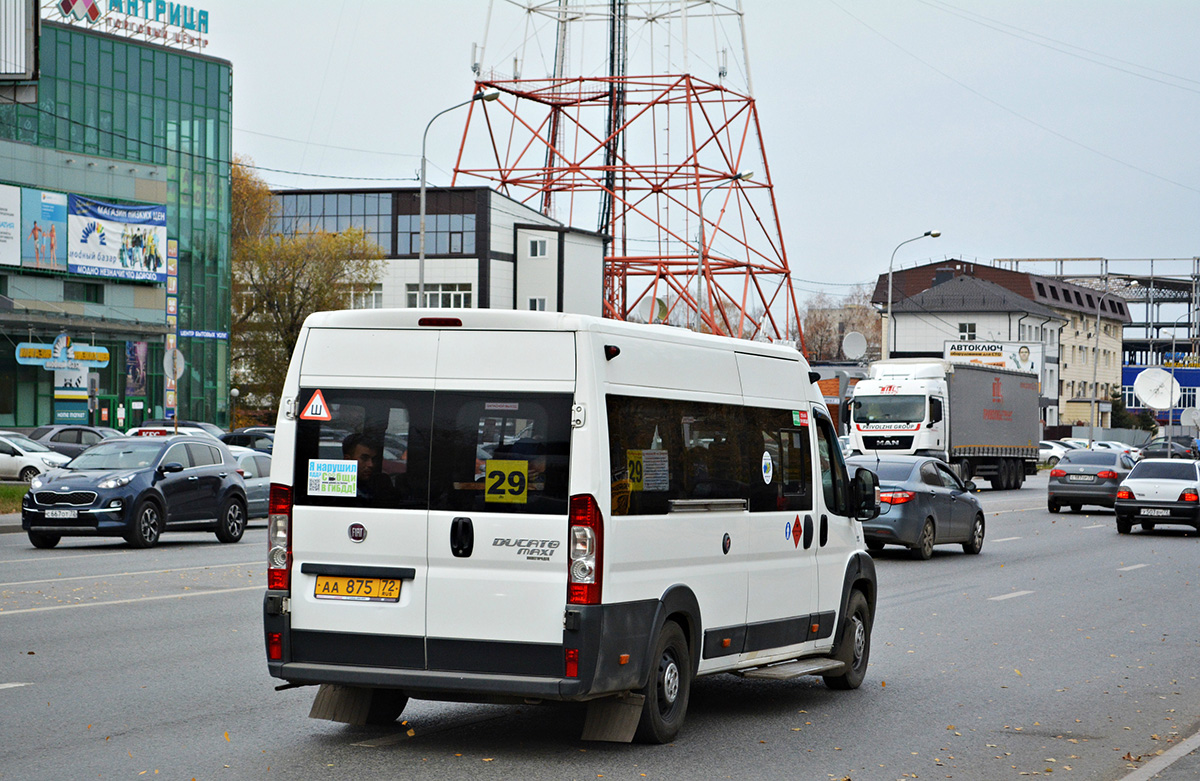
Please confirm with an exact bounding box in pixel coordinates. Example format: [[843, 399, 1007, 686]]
[[0, 19, 232, 428]]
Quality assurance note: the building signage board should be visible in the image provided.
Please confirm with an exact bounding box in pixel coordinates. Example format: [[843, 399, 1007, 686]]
[[0, 184, 20, 267], [20, 188, 67, 271], [49, 0, 212, 50], [14, 334, 111, 424], [943, 340, 1043, 375], [67, 195, 167, 283]]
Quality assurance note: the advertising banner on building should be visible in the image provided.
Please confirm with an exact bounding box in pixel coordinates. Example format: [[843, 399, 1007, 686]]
[[125, 341, 149, 397], [0, 184, 20, 267], [67, 195, 167, 282], [943, 340, 1043, 374], [21, 188, 68, 271]]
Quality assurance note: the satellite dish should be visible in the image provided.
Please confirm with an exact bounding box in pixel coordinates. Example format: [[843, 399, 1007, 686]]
[[842, 331, 867, 360], [1133, 368, 1181, 410], [634, 297, 669, 324], [1182, 407, 1200, 428]]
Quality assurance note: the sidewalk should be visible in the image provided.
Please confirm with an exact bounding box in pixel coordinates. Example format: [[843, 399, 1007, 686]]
[[1, 512, 22, 534]]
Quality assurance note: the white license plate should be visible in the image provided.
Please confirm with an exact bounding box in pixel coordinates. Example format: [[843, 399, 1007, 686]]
[[1067, 474, 1094, 482], [45, 509, 78, 519], [1139, 508, 1170, 517]]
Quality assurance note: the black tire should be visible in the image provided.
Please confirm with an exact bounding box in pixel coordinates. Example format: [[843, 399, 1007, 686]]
[[1047, 456, 1059, 467], [911, 520, 935, 560], [1070, 504, 1082, 513], [364, 689, 409, 725], [1116, 517, 1132, 534], [1048, 500, 1060, 514], [214, 497, 247, 543], [634, 621, 692, 744], [1141, 523, 1155, 532], [963, 514, 985, 555], [126, 500, 162, 548], [865, 540, 884, 552], [824, 590, 872, 690], [20, 466, 39, 483], [27, 530, 60, 549]]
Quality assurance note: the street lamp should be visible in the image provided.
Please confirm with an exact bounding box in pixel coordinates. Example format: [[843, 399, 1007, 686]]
[[884, 230, 940, 359], [418, 90, 500, 305], [695, 171, 753, 330], [230, 387, 240, 431]]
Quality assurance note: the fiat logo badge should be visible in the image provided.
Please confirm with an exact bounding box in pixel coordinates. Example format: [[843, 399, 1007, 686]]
[[348, 523, 367, 543]]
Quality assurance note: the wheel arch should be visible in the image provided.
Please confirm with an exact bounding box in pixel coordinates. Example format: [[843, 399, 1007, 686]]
[[830, 551, 877, 659], [640, 584, 702, 682]]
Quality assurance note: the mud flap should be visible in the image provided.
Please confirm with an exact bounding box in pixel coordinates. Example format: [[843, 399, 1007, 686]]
[[308, 683, 374, 725], [580, 693, 645, 742]]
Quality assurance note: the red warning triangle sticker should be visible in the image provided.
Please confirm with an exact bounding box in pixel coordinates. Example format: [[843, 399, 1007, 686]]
[[300, 390, 332, 421]]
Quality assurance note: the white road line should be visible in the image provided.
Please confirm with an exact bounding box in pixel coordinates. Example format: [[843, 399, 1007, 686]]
[[989, 590, 1034, 601], [991, 536, 1022, 543], [0, 585, 262, 617], [1118, 563, 1149, 572], [0, 683, 32, 690], [989, 508, 1042, 515], [1121, 727, 1200, 781], [0, 561, 261, 588], [1082, 524, 1106, 529]]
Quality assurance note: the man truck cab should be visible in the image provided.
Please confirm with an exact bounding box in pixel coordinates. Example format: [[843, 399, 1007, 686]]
[[263, 310, 879, 743]]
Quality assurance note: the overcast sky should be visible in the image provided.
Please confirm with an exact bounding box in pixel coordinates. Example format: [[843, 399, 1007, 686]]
[[201, 1, 1200, 298]]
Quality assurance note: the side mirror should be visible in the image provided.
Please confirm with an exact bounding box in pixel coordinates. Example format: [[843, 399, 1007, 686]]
[[965, 480, 978, 492], [158, 461, 185, 475], [850, 467, 880, 521]]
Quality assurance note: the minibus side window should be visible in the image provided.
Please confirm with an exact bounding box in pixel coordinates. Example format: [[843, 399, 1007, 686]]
[[292, 388, 431, 509], [745, 407, 813, 512]]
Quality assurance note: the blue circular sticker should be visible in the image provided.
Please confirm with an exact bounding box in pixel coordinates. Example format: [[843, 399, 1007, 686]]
[[761, 451, 773, 484]]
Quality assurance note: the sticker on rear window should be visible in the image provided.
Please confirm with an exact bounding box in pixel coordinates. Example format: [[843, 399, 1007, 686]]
[[762, 451, 774, 484], [626, 450, 669, 492], [485, 459, 528, 503], [300, 390, 332, 421], [308, 459, 357, 496], [485, 402, 520, 411]]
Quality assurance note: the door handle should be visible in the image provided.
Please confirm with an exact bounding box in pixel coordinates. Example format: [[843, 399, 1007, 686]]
[[803, 515, 814, 550], [187, 476, 199, 481], [819, 514, 828, 547], [450, 516, 474, 558]]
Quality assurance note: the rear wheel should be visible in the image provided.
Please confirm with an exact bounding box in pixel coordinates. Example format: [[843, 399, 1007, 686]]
[[634, 621, 691, 744], [214, 497, 247, 543], [824, 591, 871, 690], [1116, 517, 1132, 534], [1048, 500, 1060, 514], [364, 689, 409, 725], [1047, 456, 1059, 467], [911, 520, 935, 560], [963, 514, 985, 555], [27, 530, 60, 549]]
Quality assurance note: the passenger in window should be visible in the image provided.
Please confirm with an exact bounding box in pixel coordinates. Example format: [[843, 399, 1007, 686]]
[[343, 432, 395, 505]]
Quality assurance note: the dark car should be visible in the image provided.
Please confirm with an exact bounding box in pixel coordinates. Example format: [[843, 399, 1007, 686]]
[[220, 431, 274, 453], [1114, 458, 1200, 534], [846, 455, 984, 559], [1139, 439, 1198, 460], [1047, 449, 1136, 513], [21, 436, 248, 549], [28, 424, 125, 457]]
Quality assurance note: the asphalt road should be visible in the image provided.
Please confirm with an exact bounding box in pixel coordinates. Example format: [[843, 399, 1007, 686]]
[[1, 474, 1198, 780]]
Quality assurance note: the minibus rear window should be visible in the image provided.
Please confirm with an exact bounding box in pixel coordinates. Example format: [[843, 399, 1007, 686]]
[[292, 389, 432, 509], [429, 392, 573, 515]]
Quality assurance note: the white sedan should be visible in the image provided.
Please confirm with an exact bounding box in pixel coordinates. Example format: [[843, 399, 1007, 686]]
[[1038, 440, 1073, 466], [0, 432, 72, 482]]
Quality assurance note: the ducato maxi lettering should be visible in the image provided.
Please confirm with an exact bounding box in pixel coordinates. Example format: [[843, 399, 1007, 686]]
[[493, 537, 561, 560]]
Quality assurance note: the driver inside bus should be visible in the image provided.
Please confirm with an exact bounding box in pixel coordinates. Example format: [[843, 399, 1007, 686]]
[[343, 432, 395, 505]]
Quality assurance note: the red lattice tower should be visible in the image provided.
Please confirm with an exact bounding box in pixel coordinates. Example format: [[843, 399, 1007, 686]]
[[452, 73, 803, 348]]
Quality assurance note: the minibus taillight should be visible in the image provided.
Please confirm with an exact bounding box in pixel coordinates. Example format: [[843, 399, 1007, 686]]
[[567, 494, 603, 605], [267, 483, 292, 592], [564, 648, 579, 678], [267, 632, 283, 661]]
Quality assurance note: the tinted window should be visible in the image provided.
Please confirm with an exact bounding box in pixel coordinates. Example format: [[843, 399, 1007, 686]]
[[935, 463, 965, 490], [847, 460, 915, 483], [30, 427, 52, 439], [607, 396, 812, 515], [162, 443, 192, 468], [69, 440, 165, 469], [239, 455, 259, 478], [1061, 451, 1117, 466], [919, 462, 943, 487], [293, 388, 431, 510], [1129, 461, 1199, 481], [430, 392, 572, 515], [52, 429, 80, 443], [815, 414, 850, 515], [79, 430, 102, 445], [187, 443, 219, 467]]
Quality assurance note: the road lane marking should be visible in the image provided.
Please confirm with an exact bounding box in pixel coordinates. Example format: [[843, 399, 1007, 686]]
[[0, 561, 262, 588], [0, 585, 262, 616], [992, 536, 1021, 543], [1118, 564, 1148, 571], [989, 590, 1034, 601], [1082, 524, 1106, 529], [989, 508, 1042, 515], [1122, 726, 1200, 781], [0, 683, 32, 690]]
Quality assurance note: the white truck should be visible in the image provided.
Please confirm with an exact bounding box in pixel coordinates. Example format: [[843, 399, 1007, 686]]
[[848, 360, 1040, 489]]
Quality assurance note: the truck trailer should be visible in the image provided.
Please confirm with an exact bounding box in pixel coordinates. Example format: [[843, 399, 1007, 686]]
[[848, 360, 1041, 489]]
